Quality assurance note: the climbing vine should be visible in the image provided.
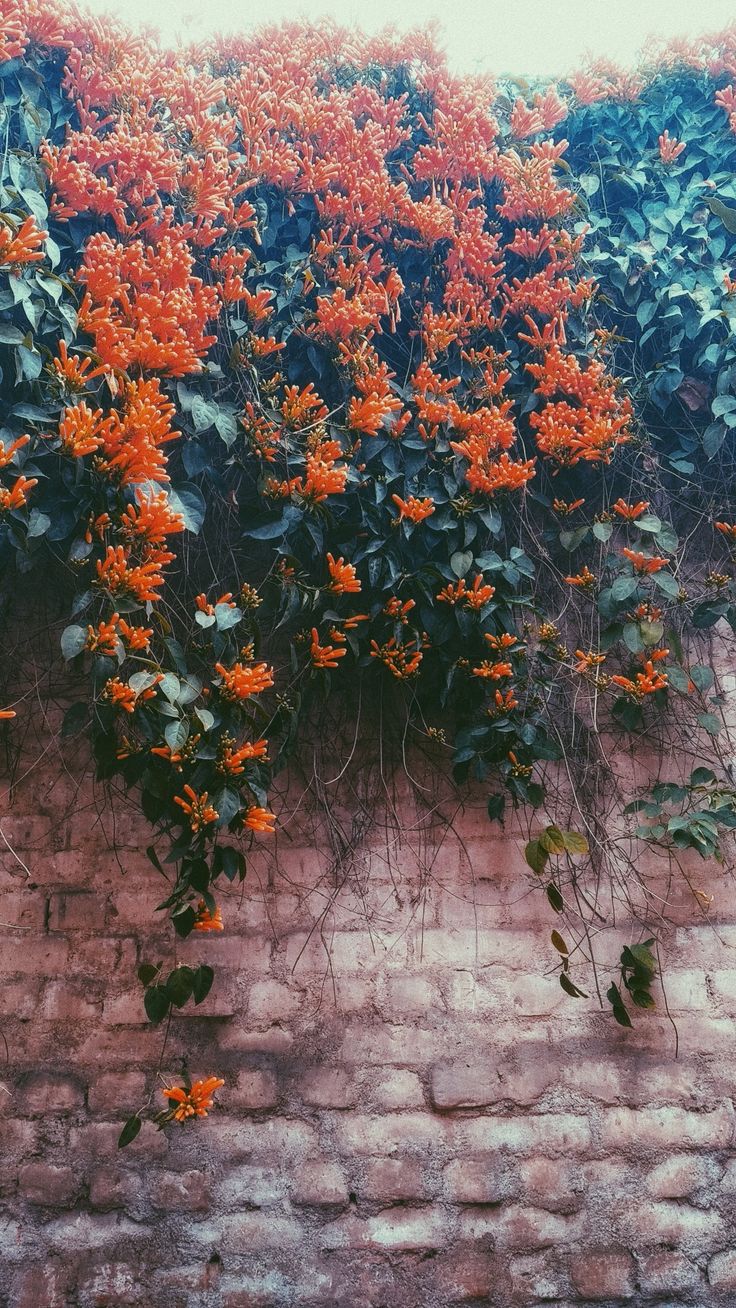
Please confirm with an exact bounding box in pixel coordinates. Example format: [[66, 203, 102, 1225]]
[[0, 4, 735, 1141]]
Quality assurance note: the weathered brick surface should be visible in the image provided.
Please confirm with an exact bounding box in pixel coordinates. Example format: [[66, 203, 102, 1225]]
[[3, 745, 736, 1308]]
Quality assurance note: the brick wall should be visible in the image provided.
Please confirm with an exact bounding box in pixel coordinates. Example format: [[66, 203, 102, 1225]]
[[2, 724, 736, 1308]]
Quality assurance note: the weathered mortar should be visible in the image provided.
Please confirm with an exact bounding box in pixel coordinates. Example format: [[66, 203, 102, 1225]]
[[1, 727, 736, 1308]]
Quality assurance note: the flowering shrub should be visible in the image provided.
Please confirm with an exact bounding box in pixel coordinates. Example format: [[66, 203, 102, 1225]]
[[0, 4, 735, 1135]]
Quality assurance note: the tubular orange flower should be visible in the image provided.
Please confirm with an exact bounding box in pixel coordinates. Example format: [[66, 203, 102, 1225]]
[[215, 661, 274, 700], [96, 545, 165, 603], [217, 737, 268, 774], [244, 806, 276, 833], [193, 900, 224, 932], [714, 521, 736, 539], [0, 434, 30, 468], [370, 637, 423, 678], [658, 130, 686, 164], [574, 649, 607, 672], [163, 1076, 225, 1121], [174, 784, 219, 832], [613, 499, 649, 519], [116, 619, 153, 651], [620, 548, 668, 574], [53, 340, 107, 389], [565, 566, 597, 588], [326, 553, 361, 594], [552, 497, 585, 515], [391, 493, 435, 522], [311, 627, 347, 669], [0, 709, 16, 720], [437, 579, 467, 604], [485, 632, 521, 651], [86, 615, 120, 656], [463, 576, 496, 609], [0, 214, 47, 265], [611, 662, 668, 698], [0, 474, 38, 512], [472, 660, 513, 679], [56, 402, 105, 458]]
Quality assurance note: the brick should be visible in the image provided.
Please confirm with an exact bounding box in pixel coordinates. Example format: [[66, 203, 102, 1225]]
[[709, 1250, 736, 1289], [292, 1160, 349, 1206], [101, 990, 147, 1026], [460, 1114, 592, 1154], [213, 1213, 304, 1252], [601, 1105, 734, 1150], [570, 1251, 635, 1299], [10, 1263, 72, 1308], [518, 1157, 581, 1213], [370, 1069, 424, 1109], [623, 1201, 724, 1247], [88, 1071, 147, 1115], [1, 938, 70, 975], [43, 1213, 144, 1251], [510, 1252, 565, 1301], [40, 981, 100, 1022], [21, 1072, 84, 1114], [216, 1165, 288, 1208], [377, 974, 440, 1016], [89, 1167, 139, 1211], [216, 1117, 318, 1162], [48, 890, 109, 931], [229, 1068, 279, 1110], [151, 1169, 210, 1212], [443, 1158, 506, 1204], [460, 1204, 583, 1249], [0, 890, 46, 929], [640, 1249, 701, 1294], [72, 1123, 169, 1162], [365, 1206, 447, 1250], [300, 1066, 356, 1109], [646, 1153, 714, 1197], [361, 1157, 428, 1201], [0, 977, 43, 1019], [435, 1245, 506, 1302], [247, 978, 303, 1023], [18, 1162, 78, 1206], [331, 1111, 446, 1155]]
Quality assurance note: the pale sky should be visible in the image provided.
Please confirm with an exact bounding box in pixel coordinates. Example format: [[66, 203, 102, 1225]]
[[83, 0, 736, 76]]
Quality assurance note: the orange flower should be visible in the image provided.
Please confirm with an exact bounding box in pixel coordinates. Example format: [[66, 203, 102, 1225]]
[[463, 576, 496, 609], [174, 784, 219, 832], [56, 402, 105, 458], [162, 1076, 225, 1121], [613, 499, 649, 520], [117, 619, 152, 651], [342, 613, 369, 630], [611, 662, 668, 698], [391, 494, 435, 522], [0, 214, 47, 265], [217, 737, 268, 774], [437, 579, 467, 605], [573, 649, 607, 672], [658, 130, 686, 164], [0, 474, 38, 512], [86, 615, 120, 656], [193, 900, 224, 932], [53, 340, 107, 389], [472, 660, 513, 679], [484, 632, 520, 651], [488, 688, 519, 715], [620, 548, 668, 574], [311, 628, 346, 669], [370, 634, 426, 679], [244, 805, 276, 833], [384, 596, 415, 622], [96, 545, 165, 604], [0, 709, 16, 720], [215, 661, 274, 700], [553, 497, 585, 515], [714, 521, 736, 539], [326, 553, 361, 594], [565, 566, 597, 588], [0, 434, 30, 469]]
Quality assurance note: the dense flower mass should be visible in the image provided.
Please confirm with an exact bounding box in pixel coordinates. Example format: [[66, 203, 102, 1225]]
[[1, 0, 735, 1125]]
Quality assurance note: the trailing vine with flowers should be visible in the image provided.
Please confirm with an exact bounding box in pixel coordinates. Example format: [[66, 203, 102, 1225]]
[[1, 1, 735, 1144]]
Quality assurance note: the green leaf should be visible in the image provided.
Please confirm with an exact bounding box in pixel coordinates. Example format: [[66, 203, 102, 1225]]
[[593, 520, 612, 543], [61, 701, 88, 737], [697, 712, 721, 735], [546, 883, 564, 913], [193, 964, 215, 1004], [551, 929, 569, 955], [652, 571, 679, 599], [611, 576, 639, 602], [118, 1115, 142, 1149], [60, 625, 86, 661], [191, 395, 219, 431], [144, 985, 170, 1024], [137, 963, 160, 986], [561, 830, 589, 854], [540, 825, 566, 854], [165, 966, 195, 1007], [559, 525, 589, 551], [167, 483, 206, 534], [560, 973, 588, 998], [607, 982, 632, 1028], [524, 839, 548, 875], [487, 793, 505, 822], [450, 550, 472, 578]]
